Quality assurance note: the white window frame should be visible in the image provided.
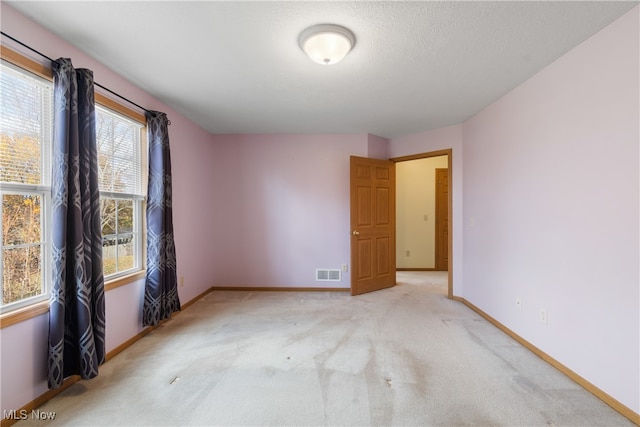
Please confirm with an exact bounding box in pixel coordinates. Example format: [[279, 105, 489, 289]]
[[95, 105, 145, 282], [0, 186, 51, 314], [0, 60, 53, 314]]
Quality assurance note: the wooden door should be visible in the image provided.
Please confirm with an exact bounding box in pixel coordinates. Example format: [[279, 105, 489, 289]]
[[350, 156, 396, 295], [435, 168, 448, 271]]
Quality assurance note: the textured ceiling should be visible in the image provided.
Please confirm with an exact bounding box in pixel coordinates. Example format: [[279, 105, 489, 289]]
[[6, 1, 638, 138]]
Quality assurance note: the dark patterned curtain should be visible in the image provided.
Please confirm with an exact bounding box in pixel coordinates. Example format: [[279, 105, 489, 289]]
[[143, 111, 180, 326], [48, 58, 105, 389]]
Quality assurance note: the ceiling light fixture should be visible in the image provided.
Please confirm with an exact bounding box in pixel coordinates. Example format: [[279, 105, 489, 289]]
[[299, 24, 355, 65]]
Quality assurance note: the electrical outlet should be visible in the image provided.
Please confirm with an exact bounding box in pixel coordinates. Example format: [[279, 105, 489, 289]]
[[423, 214, 428, 221], [406, 250, 410, 257], [341, 264, 348, 272], [179, 276, 185, 288], [539, 309, 547, 324], [516, 298, 522, 311]]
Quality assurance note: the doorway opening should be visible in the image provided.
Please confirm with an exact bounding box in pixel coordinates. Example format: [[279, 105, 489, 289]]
[[392, 150, 453, 299]]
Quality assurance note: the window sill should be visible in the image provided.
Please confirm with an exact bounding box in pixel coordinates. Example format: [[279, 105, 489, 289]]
[[104, 270, 146, 291], [0, 301, 49, 328], [0, 270, 146, 329]]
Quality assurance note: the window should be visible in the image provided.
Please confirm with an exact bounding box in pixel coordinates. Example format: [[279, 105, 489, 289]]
[[96, 106, 144, 279], [0, 61, 52, 313], [0, 50, 146, 317]]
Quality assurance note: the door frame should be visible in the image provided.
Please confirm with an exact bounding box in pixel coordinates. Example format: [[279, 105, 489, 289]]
[[435, 168, 448, 271], [390, 149, 453, 299]]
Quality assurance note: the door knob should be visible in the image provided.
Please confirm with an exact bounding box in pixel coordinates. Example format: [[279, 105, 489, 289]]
[[352, 230, 360, 236]]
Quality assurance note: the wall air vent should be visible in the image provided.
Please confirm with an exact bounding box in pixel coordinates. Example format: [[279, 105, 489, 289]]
[[316, 269, 341, 281]]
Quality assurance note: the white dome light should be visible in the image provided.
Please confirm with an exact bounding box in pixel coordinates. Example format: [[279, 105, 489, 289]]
[[299, 24, 355, 65]]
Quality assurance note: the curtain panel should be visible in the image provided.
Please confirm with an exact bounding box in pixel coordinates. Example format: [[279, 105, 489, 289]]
[[143, 111, 180, 326], [48, 58, 106, 389]]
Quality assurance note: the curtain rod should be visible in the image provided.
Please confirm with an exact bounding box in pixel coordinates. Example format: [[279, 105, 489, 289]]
[[1, 31, 168, 123]]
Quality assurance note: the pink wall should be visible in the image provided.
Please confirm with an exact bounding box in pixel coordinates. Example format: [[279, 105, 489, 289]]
[[367, 134, 389, 160], [210, 133, 369, 288], [462, 7, 639, 412], [389, 124, 464, 296], [1, 4, 219, 415]]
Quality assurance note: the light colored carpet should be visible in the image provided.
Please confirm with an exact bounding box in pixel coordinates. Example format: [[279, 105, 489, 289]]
[[17, 272, 633, 426]]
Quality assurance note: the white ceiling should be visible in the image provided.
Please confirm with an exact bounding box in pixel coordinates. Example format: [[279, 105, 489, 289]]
[[6, 1, 638, 139]]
